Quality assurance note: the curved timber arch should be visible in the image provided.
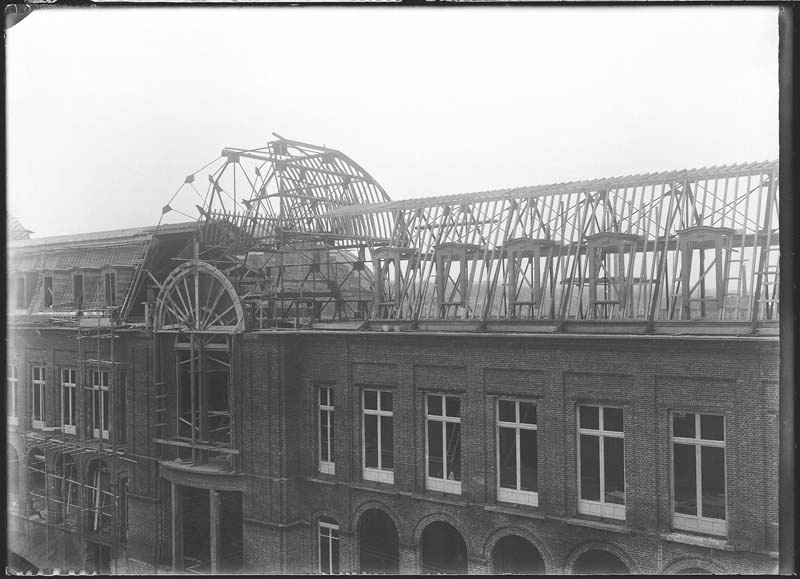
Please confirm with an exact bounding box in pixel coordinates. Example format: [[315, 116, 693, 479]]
[[154, 261, 245, 333]]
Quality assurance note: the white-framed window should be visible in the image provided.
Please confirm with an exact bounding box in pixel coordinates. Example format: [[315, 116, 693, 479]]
[[426, 393, 462, 494], [319, 386, 335, 475], [318, 518, 340, 574], [671, 411, 727, 536], [8, 365, 19, 425], [362, 389, 394, 483], [31, 366, 46, 429], [91, 370, 110, 440], [62, 369, 77, 435], [577, 405, 626, 519], [497, 398, 538, 506]]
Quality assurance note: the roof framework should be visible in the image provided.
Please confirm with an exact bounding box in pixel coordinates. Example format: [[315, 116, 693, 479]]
[[172, 136, 777, 330]]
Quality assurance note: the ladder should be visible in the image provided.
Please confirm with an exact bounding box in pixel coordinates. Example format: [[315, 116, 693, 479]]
[[755, 264, 779, 320], [119, 234, 159, 322], [720, 250, 748, 320]]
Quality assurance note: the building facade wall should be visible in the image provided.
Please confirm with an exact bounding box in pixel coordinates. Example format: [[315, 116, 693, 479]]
[[8, 326, 779, 574]]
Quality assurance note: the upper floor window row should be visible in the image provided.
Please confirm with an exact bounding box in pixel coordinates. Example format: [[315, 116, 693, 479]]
[[11, 270, 119, 312]]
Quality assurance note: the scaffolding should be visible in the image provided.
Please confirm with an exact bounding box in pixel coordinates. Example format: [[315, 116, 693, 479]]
[[11, 312, 136, 573]]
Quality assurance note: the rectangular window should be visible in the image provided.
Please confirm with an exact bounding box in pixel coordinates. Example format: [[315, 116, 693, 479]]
[[426, 394, 462, 494], [104, 272, 116, 307], [31, 366, 46, 429], [74, 275, 84, 310], [671, 411, 727, 535], [62, 369, 77, 434], [8, 365, 18, 425], [319, 386, 335, 475], [44, 276, 53, 308], [15, 277, 26, 310], [362, 389, 394, 484], [91, 370, 110, 440], [318, 520, 340, 574], [577, 405, 625, 519], [497, 399, 538, 506]]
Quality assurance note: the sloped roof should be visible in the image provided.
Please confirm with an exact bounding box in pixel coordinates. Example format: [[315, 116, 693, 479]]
[[7, 213, 32, 240]]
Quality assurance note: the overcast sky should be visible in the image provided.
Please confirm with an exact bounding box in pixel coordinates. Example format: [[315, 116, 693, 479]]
[[7, 6, 778, 238]]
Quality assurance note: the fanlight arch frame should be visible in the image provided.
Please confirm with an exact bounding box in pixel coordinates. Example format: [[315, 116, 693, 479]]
[[154, 261, 245, 333]]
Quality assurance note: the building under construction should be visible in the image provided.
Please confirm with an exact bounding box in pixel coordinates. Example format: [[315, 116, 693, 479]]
[[7, 136, 780, 574]]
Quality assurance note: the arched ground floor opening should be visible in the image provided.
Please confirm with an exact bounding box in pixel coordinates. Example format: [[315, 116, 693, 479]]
[[491, 535, 545, 574], [572, 549, 630, 575], [358, 509, 399, 574], [420, 521, 467, 575]]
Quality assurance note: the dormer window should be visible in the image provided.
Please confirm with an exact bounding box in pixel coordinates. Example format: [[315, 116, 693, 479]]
[[43, 276, 53, 308], [15, 277, 25, 310], [104, 272, 116, 307], [74, 274, 84, 310]]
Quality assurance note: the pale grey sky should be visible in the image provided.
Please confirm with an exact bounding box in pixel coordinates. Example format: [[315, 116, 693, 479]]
[[7, 6, 778, 238]]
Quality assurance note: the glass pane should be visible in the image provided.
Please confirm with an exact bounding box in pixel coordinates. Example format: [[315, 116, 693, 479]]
[[673, 412, 695, 438], [319, 388, 327, 406], [519, 402, 537, 425], [381, 416, 393, 469], [33, 367, 40, 381], [364, 390, 377, 410], [604, 437, 625, 504], [498, 427, 517, 489], [701, 446, 726, 520], [428, 395, 442, 416], [380, 391, 393, 412], [579, 406, 599, 430], [329, 411, 335, 463], [446, 422, 461, 481], [604, 407, 624, 432], [428, 420, 443, 479], [579, 434, 600, 500], [498, 400, 516, 423], [700, 414, 724, 441], [320, 411, 330, 462], [328, 388, 334, 407], [520, 429, 538, 492], [94, 390, 101, 429], [331, 536, 340, 574], [320, 533, 330, 573], [102, 390, 109, 429], [364, 414, 378, 468], [446, 396, 460, 418], [673, 443, 697, 515], [33, 385, 41, 420]]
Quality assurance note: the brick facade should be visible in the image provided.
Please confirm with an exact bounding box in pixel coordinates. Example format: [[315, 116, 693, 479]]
[[8, 325, 779, 574]]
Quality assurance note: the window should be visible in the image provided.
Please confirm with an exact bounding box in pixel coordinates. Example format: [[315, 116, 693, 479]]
[[15, 277, 26, 310], [104, 272, 116, 307], [426, 394, 462, 494], [671, 412, 727, 535], [62, 369, 77, 434], [91, 370, 110, 440], [319, 386, 335, 475], [32, 366, 46, 429], [43, 276, 53, 308], [74, 274, 84, 310], [577, 405, 625, 519], [88, 460, 112, 532], [8, 365, 18, 425], [318, 519, 340, 574], [362, 389, 394, 483], [497, 399, 538, 506]]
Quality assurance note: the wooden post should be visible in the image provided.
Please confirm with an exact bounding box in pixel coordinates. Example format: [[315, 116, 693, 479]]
[[170, 482, 183, 571], [209, 489, 220, 574]]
